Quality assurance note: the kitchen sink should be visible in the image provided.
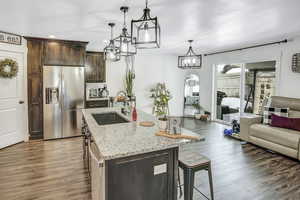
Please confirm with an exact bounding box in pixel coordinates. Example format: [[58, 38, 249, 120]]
[[92, 112, 130, 125]]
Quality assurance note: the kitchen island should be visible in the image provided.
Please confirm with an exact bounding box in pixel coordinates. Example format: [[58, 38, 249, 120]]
[[82, 107, 204, 200]]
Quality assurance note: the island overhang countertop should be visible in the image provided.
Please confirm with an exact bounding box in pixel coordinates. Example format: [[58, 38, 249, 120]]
[[82, 107, 204, 160]]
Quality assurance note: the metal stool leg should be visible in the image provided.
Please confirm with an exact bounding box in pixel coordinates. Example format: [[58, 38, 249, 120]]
[[183, 168, 195, 200], [207, 163, 214, 200], [178, 167, 183, 197]]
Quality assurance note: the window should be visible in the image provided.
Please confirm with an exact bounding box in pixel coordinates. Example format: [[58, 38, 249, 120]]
[[214, 61, 276, 123]]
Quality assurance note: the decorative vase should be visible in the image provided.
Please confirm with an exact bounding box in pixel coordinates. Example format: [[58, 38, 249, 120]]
[[195, 113, 201, 120], [158, 118, 168, 132]]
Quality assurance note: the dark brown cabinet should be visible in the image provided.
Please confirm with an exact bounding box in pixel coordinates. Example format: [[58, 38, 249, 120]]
[[85, 100, 109, 108], [107, 148, 178, 200], [85, 51, 106, 83], [26, 37, 88, 139], [27, 39, 44, 139], [44, 40, 87, 66]]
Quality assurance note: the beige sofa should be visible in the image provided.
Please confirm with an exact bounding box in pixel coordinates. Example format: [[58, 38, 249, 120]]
[[240, 96, 300, 160]]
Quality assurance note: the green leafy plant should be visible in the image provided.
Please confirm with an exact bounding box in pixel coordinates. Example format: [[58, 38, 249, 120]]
[[125, 69, 135, 97], [150, 83, 172, 120], [192, 103, 203, 114]]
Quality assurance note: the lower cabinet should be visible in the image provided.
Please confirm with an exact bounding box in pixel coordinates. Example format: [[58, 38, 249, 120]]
[[89, 141, 105, 200], [88, 147, 178, 200], [106, 148, 178, 200]]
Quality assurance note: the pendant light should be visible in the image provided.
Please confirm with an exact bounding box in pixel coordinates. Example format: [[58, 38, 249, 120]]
[[131, 0, 160, 49], [178, 40, 202, 69], [104, 23, 121, 62], [113, 6, 137, 57]]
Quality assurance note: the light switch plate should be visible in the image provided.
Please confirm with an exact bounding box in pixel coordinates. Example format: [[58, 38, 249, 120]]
[[154, 163, 167, 175]]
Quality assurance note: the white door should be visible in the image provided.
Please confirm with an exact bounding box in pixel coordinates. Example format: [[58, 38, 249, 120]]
[[0, 50, 25, 149]]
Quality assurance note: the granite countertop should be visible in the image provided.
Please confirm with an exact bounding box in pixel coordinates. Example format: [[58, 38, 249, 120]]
[[82, 107, 204, 160]]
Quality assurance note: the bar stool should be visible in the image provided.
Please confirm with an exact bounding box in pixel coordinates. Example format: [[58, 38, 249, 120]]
[[178, 152, 214, 200]]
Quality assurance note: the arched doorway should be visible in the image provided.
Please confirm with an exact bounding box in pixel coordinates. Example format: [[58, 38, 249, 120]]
[[183, 74, 200, 117]]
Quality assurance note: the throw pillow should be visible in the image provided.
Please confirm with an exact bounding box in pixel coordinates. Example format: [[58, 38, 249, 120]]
[[271, 114, 300, 131], [263, 106, 289, 125]]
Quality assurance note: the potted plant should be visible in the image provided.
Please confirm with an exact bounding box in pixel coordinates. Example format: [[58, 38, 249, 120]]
[[125, 69, 135, 99], [192, 103, 203, 119], [150, 83, 171, 131]]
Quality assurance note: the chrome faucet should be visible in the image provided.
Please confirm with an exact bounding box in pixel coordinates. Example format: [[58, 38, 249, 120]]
[[115, 91, 131, 115]]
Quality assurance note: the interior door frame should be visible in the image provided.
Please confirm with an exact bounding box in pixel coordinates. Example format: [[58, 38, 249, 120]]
[[183, 73, 200, 118]]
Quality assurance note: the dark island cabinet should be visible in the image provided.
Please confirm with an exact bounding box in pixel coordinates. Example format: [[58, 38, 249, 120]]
[[106, 148, 178, 200], [85, 51, 106, 83], [25, 37, 88, 139], [44, 40, 87, 66]]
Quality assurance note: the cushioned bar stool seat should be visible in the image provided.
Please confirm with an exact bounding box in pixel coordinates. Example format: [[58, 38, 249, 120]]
[[179, 152, 214, 200]]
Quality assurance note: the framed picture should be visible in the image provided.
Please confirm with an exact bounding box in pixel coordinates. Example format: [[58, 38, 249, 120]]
[[292, 53, 300, 73], [167, 116, 182, 135]]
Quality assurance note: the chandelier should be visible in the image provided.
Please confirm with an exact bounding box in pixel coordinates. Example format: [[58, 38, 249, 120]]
[[113, 6, 137, 57], [178, 40, 202, 69], [131, 0, 160, 49], [104, 23, 120, 62]]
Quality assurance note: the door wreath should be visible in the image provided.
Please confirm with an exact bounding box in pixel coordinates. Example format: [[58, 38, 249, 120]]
[[0, 58, 18, 78]]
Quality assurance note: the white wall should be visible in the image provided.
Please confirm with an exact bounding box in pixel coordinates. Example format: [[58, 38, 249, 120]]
[[106, 52, 184, 116], [197, 36, 300, 113], [106, 36, 300, 117]]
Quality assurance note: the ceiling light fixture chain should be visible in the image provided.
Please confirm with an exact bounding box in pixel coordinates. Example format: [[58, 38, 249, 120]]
[[121, 6, 128, 29], [113, 6, 137, 57], [186, 40, 196, 56], [108, 22, 115, 39]]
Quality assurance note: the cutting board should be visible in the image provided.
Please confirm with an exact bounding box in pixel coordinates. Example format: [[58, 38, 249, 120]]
[[155, 131, 199, 140], [139, 121, 155, 127]]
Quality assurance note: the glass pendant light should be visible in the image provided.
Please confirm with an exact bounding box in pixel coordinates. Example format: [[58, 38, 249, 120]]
[[131, 0, 160, 49], [178, 40, 202, 69], [104, 23, 120, 62], [113, 6, 137, 57]]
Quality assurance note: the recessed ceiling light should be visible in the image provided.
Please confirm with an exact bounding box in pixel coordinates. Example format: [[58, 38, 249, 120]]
[[49, 35, 56, 39]]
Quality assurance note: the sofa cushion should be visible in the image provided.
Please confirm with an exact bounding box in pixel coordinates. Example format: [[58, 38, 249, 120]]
[[271, 114, 300, 131], [263, 106, 289, 124], [289, 110, 300, 118], [250, 124, 300, 149], [271, 96, 300, 111]]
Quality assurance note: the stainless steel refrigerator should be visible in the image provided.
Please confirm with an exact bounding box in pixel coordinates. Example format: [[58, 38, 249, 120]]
[[43, 66, 84, 140]]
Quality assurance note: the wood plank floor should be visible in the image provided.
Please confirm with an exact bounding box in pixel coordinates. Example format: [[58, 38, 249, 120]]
[[0, 138, 91, 200], [180, 118, 300, 200], [0, 119, 300, 200]]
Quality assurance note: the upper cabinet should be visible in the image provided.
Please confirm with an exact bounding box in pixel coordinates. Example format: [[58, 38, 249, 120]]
[[27, 39, 44, 74], [44, 40, 88, 66], [85, 51, 106, 83]]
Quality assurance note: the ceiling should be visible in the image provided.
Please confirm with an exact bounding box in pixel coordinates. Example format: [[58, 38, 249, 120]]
[[2, 0, 300, 54]]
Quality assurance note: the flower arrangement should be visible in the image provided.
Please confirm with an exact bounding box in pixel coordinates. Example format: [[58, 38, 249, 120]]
[[150, 83, 171, 120]]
